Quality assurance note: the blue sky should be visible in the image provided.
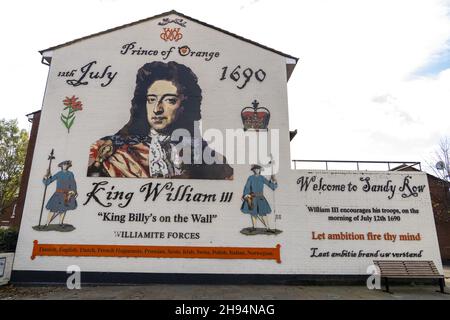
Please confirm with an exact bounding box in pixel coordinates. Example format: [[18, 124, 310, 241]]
[[414, 42, 450, 76]]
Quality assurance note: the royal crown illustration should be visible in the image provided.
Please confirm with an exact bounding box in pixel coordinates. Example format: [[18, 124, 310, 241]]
[[241, 100, 271, 131]]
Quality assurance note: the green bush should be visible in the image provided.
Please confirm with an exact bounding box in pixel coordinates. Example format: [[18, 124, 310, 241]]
[[0, 228, 18, 252]]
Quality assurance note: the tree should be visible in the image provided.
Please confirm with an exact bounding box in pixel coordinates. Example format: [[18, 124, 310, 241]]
[[0, 119, 28, 216], [427, 137, 450, 222], [428, 137, 450, 181]]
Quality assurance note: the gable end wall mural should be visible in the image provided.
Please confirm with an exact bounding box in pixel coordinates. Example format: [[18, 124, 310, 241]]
[[13, 13, 442, 280]]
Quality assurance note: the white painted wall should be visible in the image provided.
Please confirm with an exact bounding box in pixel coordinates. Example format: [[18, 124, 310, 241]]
[[13, 13, 441, 277]]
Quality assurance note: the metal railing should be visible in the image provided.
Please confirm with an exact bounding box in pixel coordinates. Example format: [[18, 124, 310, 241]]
[[292, 160, 422, 171]]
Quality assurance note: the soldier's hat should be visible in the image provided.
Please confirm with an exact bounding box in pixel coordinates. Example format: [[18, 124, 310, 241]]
[[58, 160, 72, 168], [250, 164, 262, 171]]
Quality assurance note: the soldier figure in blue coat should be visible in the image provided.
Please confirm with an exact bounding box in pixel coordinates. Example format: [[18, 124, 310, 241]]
[[43, 160, 78, 227], [241, 164, 278, 232]]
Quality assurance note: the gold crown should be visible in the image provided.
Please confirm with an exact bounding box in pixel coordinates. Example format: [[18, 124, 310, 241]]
[[241, 100, 270, 131]]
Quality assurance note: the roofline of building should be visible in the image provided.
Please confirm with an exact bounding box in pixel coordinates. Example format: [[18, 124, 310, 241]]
[[39, 10, 299, 63], [391, 163, 450, 185], [25, 110, 41, 117], [25, 110, 41, 123], [426, 172, 450, 185]]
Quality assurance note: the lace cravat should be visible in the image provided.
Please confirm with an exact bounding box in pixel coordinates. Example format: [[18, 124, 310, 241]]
[[148, 130, 183, 177]]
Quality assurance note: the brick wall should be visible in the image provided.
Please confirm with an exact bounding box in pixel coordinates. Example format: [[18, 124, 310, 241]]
[[11, 111, 41, 229], [428, 175, 450, 261], [0, 201, 16, 228]]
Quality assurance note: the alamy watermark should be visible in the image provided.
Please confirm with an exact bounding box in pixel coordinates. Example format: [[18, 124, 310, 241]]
[[162, 121, 280, 173], [366, 264, 381, 290], [66, 265, 81, 290]]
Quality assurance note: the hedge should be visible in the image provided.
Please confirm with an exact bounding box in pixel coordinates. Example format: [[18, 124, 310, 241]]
[[0, 228, 18, 253]]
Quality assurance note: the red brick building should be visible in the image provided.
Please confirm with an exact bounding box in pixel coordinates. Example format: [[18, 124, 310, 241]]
[[428, 174, 450, 262], [393, 164, 450, 262], [0, 200, 17, 229]]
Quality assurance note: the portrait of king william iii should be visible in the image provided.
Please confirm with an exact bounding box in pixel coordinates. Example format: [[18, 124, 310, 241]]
[[87, 61, 233, 180]]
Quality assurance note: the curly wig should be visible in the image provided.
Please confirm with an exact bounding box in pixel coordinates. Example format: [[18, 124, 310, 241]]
[[118, 61, 202, 137]]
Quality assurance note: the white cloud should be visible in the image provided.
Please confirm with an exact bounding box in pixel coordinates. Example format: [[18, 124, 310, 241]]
[[284, 0, 450, 166]]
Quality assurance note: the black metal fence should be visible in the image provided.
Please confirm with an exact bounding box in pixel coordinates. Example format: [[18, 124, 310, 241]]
[[291, 160, 421, 171]]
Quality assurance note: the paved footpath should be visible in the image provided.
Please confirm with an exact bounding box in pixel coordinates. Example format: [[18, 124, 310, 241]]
[[1, 282, 450, 300], [1, 267, 449, 300]]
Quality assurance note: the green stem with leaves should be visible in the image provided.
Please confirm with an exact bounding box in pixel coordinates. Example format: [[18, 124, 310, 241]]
[[60, 106, 76, 133]]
